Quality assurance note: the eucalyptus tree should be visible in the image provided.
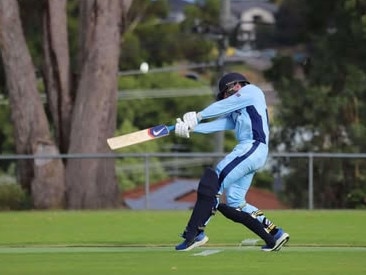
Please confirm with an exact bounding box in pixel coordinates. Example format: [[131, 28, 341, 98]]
[[0, 0, 132, 209]]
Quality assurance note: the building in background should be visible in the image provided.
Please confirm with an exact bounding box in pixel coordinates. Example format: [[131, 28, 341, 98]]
[[232, 0, 277, 50], [168, 0, 278, 50], [167, 0, 193, 23]]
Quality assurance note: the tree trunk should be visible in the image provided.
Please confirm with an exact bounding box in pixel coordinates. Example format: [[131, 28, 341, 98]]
[[0, 0, 65, 208], [65, 0, 122, 208], [42, 0, 72, 154]]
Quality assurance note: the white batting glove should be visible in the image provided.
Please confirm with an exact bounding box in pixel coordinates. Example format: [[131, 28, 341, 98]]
[[175, 118, 190, 138], [183, 111, 199, 130]]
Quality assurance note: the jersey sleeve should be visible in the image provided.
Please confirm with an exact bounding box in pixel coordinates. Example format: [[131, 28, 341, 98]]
[[198, 85, 259, 120], [193, 116, 235, 133]]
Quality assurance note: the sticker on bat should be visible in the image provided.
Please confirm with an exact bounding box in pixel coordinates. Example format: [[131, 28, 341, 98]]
[[148, 125, 169, 137]]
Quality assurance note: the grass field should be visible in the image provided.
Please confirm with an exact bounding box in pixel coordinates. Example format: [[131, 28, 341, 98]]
[[0, 210, 365, 274]]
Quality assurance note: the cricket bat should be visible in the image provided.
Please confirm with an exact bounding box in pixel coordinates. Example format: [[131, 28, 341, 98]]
[[107, 124, 175, 150]]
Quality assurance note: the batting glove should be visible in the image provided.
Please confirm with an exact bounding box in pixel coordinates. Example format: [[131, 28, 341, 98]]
[[183, 111, 199, 130], [175, 118, 190, 138]]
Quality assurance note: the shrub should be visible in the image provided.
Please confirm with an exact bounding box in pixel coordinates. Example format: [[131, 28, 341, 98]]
[[0, 182, 31, 210]]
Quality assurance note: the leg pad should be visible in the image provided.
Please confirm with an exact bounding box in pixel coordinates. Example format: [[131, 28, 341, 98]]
[[197, 167, 220, 197], [183, 168, 220, 242], [218, 203, 275, 247]]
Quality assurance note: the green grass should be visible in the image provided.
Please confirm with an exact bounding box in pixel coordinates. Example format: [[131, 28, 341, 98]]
[[0, 210, 365, 274]]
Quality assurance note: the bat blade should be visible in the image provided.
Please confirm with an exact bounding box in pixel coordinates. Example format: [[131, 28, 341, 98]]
[[107, 124, 174, 150]]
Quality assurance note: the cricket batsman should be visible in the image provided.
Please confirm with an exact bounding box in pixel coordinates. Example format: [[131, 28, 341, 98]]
[[174, 72, 290, 252]]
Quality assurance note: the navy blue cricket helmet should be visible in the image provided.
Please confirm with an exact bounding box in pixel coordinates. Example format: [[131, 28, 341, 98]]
[[217, 72, 250, 100]]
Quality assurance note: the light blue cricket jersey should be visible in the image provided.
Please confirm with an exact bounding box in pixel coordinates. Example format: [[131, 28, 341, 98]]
[[193, 84, 269, 145]]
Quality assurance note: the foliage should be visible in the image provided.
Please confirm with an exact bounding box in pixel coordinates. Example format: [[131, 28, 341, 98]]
[[135, 23, 182, 67], [115, 71, 217, 188], [0, 105, 13, 155], [118, 71, 208, 90], [346, 188, 366, 209], [114, 120, 168, 191], [0, 182, 30, 210], [117, 72, 215, 149], [127, 0, 168, 25], [266, 0, 366, 208], [119, 0, 216, 70], [0, 105, 16, 194], [252, 170, 274, 190], [119, 32, 146, 71], [178, 34, 217, 63], [274, 0, 338, 46], [121, 23, 215, 68], [192, 0, 220, 28]]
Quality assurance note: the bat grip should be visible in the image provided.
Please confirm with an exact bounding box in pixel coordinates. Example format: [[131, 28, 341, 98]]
[[167, 125, 175, 131]]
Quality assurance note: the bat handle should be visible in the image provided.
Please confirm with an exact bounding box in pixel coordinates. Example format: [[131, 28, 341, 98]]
[[167, 125, 175, 131]]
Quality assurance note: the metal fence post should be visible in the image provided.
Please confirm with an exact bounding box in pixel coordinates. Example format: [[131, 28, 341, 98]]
[[308, 153, 314, 209], [144, 154, 150, 210]]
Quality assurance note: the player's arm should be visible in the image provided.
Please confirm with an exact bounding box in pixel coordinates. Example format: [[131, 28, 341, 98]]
[[180, 95, 244, 129], [199, 87, 255, 120], [175, 115, 234, 137], [193, 116, 234, 134], [182, 85, 257, 129]]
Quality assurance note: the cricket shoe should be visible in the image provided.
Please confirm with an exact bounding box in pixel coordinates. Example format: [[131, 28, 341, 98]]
[[261, 228, 290, 252], [175, 232, 209, 251]]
